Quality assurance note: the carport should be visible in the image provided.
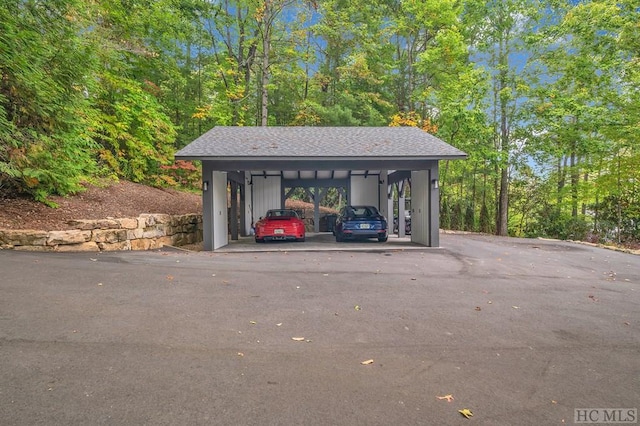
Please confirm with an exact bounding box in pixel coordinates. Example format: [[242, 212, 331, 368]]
[[175, 126, 467, 251]]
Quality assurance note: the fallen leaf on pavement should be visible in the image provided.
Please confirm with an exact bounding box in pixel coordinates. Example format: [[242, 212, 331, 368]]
[[250, 321, 257, 325], [475, 306, 481, 311], [237, 352, 244, 357], [436, 394, 454, 402], [354, 305, 361, 311], [291, 337, 305, 341], [361, 359, 374, 365], [512, 306, 519, 309], [459, 408, 473, 418]]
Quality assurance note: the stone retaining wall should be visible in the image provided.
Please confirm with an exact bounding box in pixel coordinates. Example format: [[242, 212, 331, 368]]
[[0, 214, 202, 252]]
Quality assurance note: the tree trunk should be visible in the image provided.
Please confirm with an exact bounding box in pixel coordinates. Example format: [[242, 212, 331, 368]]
[[495, 29, 510, 237], [582, 172, 588, 216], [261, 25, 270, 126], [496, 77, 509, 236], [497, 166, 509, 236], [557, 156, 567, 212], [571, 151, 578, 218]]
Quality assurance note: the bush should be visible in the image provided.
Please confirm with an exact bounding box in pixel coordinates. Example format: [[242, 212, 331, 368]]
[[525, 208, 589, 241]]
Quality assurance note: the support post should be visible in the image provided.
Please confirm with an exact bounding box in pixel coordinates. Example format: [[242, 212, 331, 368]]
[[398, 180, 406, 238], [430, 164, 440, 247], [230, 181, 238, 240], [239, 183, 247, 237], [202, 162, 214, 251], [313, 187, 321, 233]]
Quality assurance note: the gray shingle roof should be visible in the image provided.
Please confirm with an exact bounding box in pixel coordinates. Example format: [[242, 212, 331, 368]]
[[175, 126, 467, 159]]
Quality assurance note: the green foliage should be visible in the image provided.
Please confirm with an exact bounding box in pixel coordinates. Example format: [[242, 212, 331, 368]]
[[0, 0, 188, 199], [0, 0, 637, 247], [158, 160, 201, 190], [479, 200, 492, 234], [520, 0, 640, 243], [440, 197, 451, 229], [0, 0, 99, 200], [592, 179, 640, 243], [93, 73, 177, 183], [524, 206, 590, 241]]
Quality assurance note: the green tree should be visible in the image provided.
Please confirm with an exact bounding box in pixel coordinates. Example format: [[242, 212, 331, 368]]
[[463, 0, 539, 236], [0, 0, 99, 202], [524, 0, 639, 242]]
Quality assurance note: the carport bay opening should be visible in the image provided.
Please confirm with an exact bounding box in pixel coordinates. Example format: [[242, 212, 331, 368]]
[[175, 126, 467, 250], [241, 170, 402, 235]]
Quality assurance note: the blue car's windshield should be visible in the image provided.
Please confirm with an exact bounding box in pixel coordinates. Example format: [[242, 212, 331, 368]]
[[346, 206, 378, 217]]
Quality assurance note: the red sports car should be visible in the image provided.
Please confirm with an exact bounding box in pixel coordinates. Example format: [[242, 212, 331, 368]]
[[255, 209, 306, 243]]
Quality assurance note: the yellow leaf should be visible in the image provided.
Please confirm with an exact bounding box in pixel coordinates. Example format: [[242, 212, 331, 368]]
[[436, 394, 454, 402], [291, 337, 305, 341], [361, 359, 374, 365], [459, 408, 473, 418]]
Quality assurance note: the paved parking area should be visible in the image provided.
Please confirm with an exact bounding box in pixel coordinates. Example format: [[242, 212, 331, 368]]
[[1, 233, 639, 425], [214, 232, 427, 252]]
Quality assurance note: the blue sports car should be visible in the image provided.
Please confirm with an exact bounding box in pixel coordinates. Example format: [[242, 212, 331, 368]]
[[334, 205, 388, 242]]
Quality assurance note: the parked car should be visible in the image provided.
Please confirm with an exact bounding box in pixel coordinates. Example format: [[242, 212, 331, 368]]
[[255, 209, 306, 243], [393, 211, 412, 235], [334, 205, 388, 242]]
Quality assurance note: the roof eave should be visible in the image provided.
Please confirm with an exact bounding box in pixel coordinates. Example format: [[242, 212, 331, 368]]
[[172, 155, 467, 172], [174, 154, 468, 161]]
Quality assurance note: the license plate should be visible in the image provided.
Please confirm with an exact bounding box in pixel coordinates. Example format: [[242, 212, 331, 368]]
[[359, 224, 371, 229], [274, 229, 284, 234]]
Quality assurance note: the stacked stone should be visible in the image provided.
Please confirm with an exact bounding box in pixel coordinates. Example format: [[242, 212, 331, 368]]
[[0, 214, 202, 252]]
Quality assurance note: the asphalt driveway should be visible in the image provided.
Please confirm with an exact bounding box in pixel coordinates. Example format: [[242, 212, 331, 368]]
[[1, 233, 638, 425]]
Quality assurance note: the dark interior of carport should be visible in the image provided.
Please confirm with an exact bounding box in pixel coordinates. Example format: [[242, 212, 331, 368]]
[[224, 168, 412, 238]]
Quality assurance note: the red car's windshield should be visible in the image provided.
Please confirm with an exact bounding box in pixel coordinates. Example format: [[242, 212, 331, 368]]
[[266, 210, 298, 219]]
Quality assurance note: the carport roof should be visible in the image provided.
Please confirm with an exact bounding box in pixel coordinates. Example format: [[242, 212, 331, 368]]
[[176, 126, 467, 161]]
